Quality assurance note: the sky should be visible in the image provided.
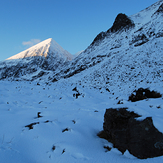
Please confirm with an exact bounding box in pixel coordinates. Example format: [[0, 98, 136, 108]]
[[0, 0, 158, 61]]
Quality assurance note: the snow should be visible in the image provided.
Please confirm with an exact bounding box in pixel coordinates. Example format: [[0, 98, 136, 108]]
[[1, 1, 163, 162], [73, 50, 84, 58], [130, 0, 163, 30], [0, 80, 163, 163], [6, 38, 73, 61]]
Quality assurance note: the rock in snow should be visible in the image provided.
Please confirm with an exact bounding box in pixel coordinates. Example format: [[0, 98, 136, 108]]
[[102, 107, 163, 159]]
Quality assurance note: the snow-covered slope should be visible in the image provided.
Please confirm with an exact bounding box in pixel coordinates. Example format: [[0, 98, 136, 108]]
[[0, 78, 163, 163], [42, 0, 163, 95], [73, 50, 84, 58], [130, 0, 163, 30], [7, 38, 73, 61]]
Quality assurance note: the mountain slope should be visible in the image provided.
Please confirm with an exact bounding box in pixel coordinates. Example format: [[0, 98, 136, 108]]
[[42, 0, 163, 95]]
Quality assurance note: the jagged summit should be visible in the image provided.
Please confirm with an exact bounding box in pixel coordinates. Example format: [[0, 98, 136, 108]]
[[7, 38, 73, 61], [90, 13, 134, 46], [91, 0, 163, 46], [109, 13, 135, 33]]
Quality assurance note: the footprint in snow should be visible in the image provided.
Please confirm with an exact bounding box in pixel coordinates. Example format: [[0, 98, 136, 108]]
[[71, 153, 90, 160]]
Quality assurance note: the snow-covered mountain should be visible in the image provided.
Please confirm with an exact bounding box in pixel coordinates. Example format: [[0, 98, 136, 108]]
[[7, 38, 72, 61], [44, 0, 163, 94], [0, 38, 73, 80]]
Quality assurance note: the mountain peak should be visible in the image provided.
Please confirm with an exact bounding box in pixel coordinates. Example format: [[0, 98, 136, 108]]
[[109, 13, 135, 33], [7, 38, 73, 61]]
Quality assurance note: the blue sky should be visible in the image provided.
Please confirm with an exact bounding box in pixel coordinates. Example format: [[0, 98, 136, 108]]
[[0, 0, 158, 61]]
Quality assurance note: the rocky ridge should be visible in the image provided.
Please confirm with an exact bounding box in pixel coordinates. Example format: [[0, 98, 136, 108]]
[[1, 1, 163, 89]]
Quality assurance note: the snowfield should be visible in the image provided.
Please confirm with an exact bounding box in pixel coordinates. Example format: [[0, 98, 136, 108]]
[[0, 80, 163, 163]]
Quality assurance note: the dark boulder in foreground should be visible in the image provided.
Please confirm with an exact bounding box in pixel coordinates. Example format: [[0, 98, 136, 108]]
[[99, 107, 163, 159]]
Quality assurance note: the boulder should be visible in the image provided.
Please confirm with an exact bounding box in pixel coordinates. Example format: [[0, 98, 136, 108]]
[[128, 88, 162, 102], [101, 107, 163, 159]]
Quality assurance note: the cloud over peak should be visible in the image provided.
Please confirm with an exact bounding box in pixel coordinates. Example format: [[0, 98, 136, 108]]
[[22, 39, 41, 48]]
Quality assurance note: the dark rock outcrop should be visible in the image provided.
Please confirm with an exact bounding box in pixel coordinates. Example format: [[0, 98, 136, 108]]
[[100, 107, 163, 159], [25, 122, 39, 130], [129, 88, 162, 102], [72, 87, 82, 99], [90, 13, 135, 46], [91, 31, 107, 46], [32, 71, 48, 80], [108, 13, 135, 33], [130, 34, 149, 47]]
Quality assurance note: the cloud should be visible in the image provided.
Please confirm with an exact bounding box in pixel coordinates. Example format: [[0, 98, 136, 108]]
[[22, 39, 41, 47]]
